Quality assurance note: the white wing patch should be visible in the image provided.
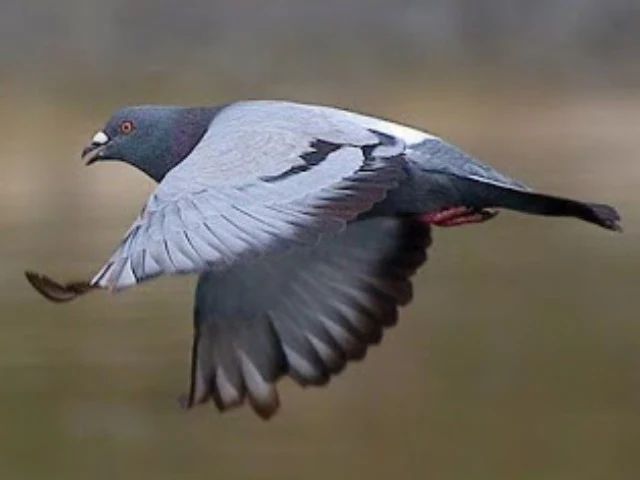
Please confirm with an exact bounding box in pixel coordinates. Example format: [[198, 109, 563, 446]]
[[311, 104, 437, 145]]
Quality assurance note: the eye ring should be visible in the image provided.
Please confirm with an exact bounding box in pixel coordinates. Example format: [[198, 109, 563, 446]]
[[119, 120, 135, 135]]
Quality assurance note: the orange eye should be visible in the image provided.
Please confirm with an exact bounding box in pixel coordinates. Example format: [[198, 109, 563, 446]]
[[119, 120, 135, 135]]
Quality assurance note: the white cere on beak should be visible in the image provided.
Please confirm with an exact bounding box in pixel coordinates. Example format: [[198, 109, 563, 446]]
[[92, 131, 109, 145]]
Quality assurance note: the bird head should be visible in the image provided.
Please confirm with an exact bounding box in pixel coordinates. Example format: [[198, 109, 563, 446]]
[[81, 105, 219, 182]]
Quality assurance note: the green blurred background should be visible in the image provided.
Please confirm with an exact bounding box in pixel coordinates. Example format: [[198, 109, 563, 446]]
[[1, 1, 639, 479]]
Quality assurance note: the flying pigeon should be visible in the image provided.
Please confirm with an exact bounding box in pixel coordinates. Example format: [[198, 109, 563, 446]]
[[25, 100, 621, 419]]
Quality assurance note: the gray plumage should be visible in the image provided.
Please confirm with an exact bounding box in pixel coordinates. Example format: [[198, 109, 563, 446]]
[[189, 216, 430, 417], [26, 100, 621, 420]]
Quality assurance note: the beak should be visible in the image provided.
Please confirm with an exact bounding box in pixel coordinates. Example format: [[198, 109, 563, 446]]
[[82, 131, 109, 165]]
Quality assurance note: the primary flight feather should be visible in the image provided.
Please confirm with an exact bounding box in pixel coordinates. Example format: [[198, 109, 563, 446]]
[[26, 100, 621, 419]]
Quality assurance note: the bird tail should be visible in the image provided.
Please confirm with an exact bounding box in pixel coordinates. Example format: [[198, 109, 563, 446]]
[[500, 191, 621, 231], [456, 178, 622, 231]]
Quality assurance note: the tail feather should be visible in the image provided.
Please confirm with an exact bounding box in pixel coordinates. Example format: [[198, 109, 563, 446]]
[[386, 165, 622, 232], [448, 176, 622, 231], [580, 202, 622, 232], [494, 190, 622, 232]]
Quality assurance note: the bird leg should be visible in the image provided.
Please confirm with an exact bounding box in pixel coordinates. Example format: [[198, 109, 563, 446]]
[[25, 271, 96, 303], [420, 206, 498, 227]]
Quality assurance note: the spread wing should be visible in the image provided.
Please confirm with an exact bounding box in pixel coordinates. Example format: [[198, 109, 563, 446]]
[[91, 101, 408, 291], [183, 216, 432, 419]]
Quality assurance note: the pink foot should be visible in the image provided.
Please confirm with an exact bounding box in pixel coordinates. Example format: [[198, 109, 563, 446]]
[[420, 206, 498, 227]]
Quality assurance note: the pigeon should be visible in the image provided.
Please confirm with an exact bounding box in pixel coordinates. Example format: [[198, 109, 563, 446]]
[[25, 100, 621, 419]]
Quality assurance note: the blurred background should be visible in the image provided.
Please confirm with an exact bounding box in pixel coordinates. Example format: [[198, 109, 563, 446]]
[[1, 1, 639, 479]]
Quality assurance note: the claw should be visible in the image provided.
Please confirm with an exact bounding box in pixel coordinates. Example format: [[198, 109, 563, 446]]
[[420, 206, 498, 227], [25, 270, 95, 303]]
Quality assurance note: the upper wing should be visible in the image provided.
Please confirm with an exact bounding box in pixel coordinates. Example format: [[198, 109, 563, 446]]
[[184, 216, 432, 419], [91, 101, 408, 291]]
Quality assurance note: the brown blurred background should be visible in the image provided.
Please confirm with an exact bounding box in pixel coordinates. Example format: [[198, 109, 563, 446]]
[[1, 1, 639, 479]]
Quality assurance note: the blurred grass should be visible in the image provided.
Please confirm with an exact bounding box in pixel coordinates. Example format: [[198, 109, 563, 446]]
[[0, 78, 638, 479]]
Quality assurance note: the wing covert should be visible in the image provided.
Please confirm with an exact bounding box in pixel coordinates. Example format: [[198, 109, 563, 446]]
[[91, 102, 408, 290]]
